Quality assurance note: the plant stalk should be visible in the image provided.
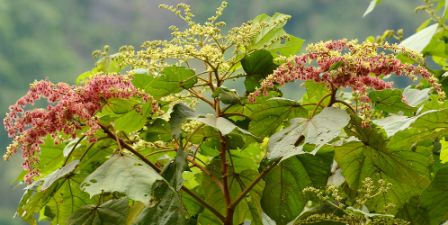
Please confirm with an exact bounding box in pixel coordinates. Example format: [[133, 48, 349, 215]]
[[219, 133, 234, 225]]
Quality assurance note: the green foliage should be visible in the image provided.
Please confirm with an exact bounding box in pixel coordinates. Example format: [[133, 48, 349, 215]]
[[5, 1, 448, 225], [242, 50, 278, 93], [369, 89, 417, 115], [248, 98, 308, 138], [132, 66, 197, 99], [67, 198, 129, 225], [250, 13, 304, 56], [420, 166, 448, 225], [268, 107, 349, 160], [261, 150, 333, 225], [81, 154, 167, 206]]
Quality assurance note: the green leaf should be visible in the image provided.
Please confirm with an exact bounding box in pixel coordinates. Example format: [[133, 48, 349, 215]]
[[388, 108, 448, 150], [76, 70, 97, 85], [224, 91, 281, 120], [189, 125, 220, 157], [388, 127, 445, 152], [170, 103, 197, 139], [114, 109, 146, 134], [420, 166, 448, 225], [140, 118, 172, 142], [440, 139, 448, 164], [268, 35, 305, 56], [249, 98, 308, 138], [161, 66, 197, 89], [230, 143, 264, 174], [417, 18, 433, 32], [363, 0, 381, 17], [106, 98, 138, 114], [261, 150, 333, 225], [63, 138, 82, 157], [132, 188, 185, 225], [368, 89, 416, 115], [411, 108, 448, 129], [241, 50, 277, 76], [421, 95, 448, 111], [244, 75, 263, 94], [195, 115, 251, 136], [75, 139, 115, 174], [161, 150, 187, 191], [41, 160, 79, 190], [67, 198, 129, 225], [212, 87, 240, 104], [45, 176, 96, 225], [251, 13, 304, 56], [38, 137, 65, 177], [373, 115, 414, 138], [132, 66, 197, 98], [334, 141, 432, 213], [422, 29, 448, 58], [16, 184, 47, 225], [373, 110, 436, 137], [402, 88, 431, 107], [81, 154, 167, 206], [76, 54, 124, 84], [181, 193, 202, 220], [445, 0, 448, 16], [17, 173, 95, 225], [125, 202, 146, 225], [401, 23, 438, 53], [268, 107, 349, 160], [241, 50, 278, 93], [396, 197, 430, 225], [301, 80, 330, 104]]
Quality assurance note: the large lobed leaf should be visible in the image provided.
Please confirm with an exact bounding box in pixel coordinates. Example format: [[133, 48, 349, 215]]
[[373, 110, 436, 138], [400, 23, 438, 53], [420, 166, 448, 225], [268, 107, 349, 160], [249, 98, 308, 138], [18, 174, 96, 225], [132, 66, 197, 99], [335, 138, 433, 213], [388, 108, 448, 150], [81, 154, 167, 206], [369, 89, 416, 115], [261, 149, 333, 225], [80, 153, 186, 224], [67, 198, 129, 225]]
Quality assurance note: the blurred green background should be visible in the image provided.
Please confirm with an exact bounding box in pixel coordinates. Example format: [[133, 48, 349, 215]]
[[0, 0, 424, 224]]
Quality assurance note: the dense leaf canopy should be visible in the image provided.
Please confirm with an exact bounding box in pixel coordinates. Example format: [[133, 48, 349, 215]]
[[3, 1, 448, 225]]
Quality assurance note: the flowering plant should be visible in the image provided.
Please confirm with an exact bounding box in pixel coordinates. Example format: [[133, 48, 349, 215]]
[[4, 1, 448, 225]]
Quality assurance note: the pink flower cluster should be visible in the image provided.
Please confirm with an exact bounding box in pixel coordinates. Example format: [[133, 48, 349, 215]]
[[249, 40, 444, 104], [3, 75, 154, 183]]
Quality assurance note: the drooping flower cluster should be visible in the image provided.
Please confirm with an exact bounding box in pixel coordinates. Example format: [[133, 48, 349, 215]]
[[3, 75, 155, 183], [249, 39, 444, 107]]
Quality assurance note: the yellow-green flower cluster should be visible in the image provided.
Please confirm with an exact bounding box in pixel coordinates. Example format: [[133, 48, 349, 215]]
[[112, 1, 282, 78], [355, 177, 392, 207]]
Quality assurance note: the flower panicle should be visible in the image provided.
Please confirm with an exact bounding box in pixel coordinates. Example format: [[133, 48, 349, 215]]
[[3, 74, 156, 183], [249, 39, 444, 106]]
